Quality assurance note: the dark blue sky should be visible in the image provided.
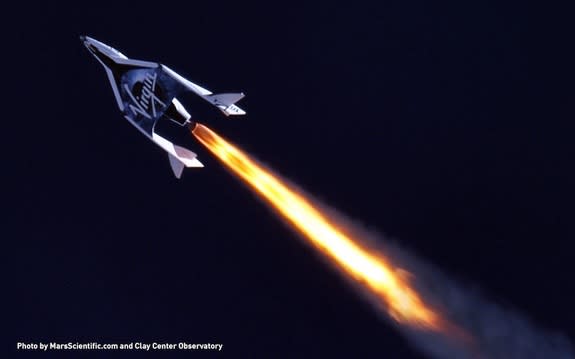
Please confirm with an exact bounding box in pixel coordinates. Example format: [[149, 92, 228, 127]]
[[6, 1, 575, 357]]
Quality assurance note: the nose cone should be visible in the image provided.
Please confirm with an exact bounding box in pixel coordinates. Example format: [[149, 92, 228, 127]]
[[81, 36, 100, 58], [80, 36, 128, 65], [81, 36, 103, 55]]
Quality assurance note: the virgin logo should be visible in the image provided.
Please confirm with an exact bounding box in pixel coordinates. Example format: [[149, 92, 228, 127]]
[[124, 72, 166, 119]]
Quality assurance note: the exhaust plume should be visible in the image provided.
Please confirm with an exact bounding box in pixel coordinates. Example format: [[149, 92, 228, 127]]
[[192, 123, 573, 359]]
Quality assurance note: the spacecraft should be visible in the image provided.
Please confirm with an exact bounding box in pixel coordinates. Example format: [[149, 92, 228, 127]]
[[81, 36, 246, 178]]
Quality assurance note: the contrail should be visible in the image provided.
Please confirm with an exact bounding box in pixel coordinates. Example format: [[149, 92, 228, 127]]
[[192, 123, 573, 359]]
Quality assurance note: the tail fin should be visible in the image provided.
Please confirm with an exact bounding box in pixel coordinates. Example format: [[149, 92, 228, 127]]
[[152, 132, 203, 178], [168, 154, 185, 179], [167, 147, 204, 179], [205, 93, 246, 116]]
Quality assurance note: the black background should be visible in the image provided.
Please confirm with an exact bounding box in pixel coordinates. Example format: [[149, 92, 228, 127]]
[[6, 1, 575, 358]]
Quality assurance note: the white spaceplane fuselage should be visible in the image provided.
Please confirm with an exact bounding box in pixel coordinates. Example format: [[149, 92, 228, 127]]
[[81, 36, 246, 178]]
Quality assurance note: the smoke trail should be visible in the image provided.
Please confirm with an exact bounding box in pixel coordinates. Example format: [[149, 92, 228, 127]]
[[192, 124, 574, 359], [313, 203, 574, 359]]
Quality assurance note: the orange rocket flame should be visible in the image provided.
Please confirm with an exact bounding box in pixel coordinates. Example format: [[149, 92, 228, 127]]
[[192, 123, 447, 331]]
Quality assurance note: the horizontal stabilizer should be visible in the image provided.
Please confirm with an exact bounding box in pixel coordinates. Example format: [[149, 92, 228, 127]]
[[205, 93, 246, 116], [152, 132, 203, 178], [222, 104, 246, 115], [167, 150, 203, 179], [173, 145, 204, 168]]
